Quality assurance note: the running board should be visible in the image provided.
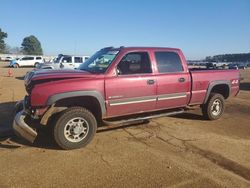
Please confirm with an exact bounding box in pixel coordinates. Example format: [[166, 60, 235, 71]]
[[99, 109, 184, 131]]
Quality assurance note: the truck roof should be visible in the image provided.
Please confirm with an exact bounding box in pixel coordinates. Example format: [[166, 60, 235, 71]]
[[107, 46, 181, 52]]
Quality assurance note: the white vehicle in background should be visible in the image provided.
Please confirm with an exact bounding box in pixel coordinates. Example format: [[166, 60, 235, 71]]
[[9, 56, 44, 68], [1, 56, 14, 61], [39, 54, 89, 69]]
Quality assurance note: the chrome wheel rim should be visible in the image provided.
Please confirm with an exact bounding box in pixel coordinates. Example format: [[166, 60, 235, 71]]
[[211, 99, 221, 116], [64, 117, 89, 142]]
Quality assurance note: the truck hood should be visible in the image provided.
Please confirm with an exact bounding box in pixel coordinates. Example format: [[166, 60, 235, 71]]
[[26, 69, 94, 82], [25, 69, 100, 93]]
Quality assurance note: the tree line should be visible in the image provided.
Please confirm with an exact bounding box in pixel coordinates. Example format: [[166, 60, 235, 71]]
[[0, 28, 43, 55], [205, 53, 250, 62]]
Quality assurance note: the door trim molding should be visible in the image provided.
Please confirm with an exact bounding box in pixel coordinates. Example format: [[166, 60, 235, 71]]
[[109, 92, 188, 106], [157, 92, 187, 101], [109, 96, 156, 106]]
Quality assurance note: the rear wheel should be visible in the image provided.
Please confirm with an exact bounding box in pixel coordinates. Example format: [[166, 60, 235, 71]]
[[202, 93, 225, 120], [54, 107, 97, 150], [13, 63, 19, 68]]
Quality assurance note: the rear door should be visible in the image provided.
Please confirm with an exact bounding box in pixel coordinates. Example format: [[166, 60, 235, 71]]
[[105, 51, 157, 117], [61, 56, 74, 69], [35, 56, 42, 63], [74, 56, 83, 68], [154, 51, 191, 109], [27, 57, 35, 66]]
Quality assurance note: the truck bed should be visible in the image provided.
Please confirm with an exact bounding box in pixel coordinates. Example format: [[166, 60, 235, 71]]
[[188, 69, 240, 105]]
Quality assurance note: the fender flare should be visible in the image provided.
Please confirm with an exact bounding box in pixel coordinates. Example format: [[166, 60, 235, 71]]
[[204, 80, 231, 103], [46, 90, 106, 116]]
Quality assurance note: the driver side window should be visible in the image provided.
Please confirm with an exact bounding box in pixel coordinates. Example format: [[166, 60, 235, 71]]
[[117, 52, 152, 75]]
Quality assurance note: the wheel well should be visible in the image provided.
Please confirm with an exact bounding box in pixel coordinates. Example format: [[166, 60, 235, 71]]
[[54, 96, 102, 123], [210, 84, 230, 99]]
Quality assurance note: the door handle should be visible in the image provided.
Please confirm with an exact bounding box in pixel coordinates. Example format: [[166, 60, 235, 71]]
[[178, 78, 185, 83], [147, 79, 155, 85]]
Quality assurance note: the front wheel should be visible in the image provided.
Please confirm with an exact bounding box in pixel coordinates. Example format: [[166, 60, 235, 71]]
[[34, 62, 39, 68], [54, 107, 97, 150], [202, 93, 225, 120]]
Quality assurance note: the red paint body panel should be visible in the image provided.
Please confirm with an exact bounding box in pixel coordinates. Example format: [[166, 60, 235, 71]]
[[189, 69, 240, 104], [31, 75, 105, 106], [26, 47, 240, 119], [105, 75, 157, 117]]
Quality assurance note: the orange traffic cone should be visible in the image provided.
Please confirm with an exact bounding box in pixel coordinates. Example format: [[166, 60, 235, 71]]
[[8, 69, 13, 77]]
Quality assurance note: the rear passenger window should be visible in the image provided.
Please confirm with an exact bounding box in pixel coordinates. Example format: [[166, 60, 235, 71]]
[[117, 52, 152, 75], [74, 57, 83, 63], [155, 52, 183, 73], [36, 57, 42, 60]]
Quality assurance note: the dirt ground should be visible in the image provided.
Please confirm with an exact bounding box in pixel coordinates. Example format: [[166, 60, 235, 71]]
[[0, 61, 249, 188]]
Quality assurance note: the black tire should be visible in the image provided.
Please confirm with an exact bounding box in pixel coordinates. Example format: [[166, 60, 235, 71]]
[[54, 107, 97, 150], [34, 62, 39, 68], [202, 93, 225, 120], [13, 63, 19, 68]]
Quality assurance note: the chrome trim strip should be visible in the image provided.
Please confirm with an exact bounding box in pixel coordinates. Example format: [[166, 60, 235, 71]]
[[192, 90, 206, 94], [109, 96, 156, 106], [108, 95, 124, 99], [109, 92, 188, 106], [157, 93, 187, 101]]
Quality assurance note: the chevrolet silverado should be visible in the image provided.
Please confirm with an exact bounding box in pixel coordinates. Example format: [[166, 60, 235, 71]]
[[13, 47, 240, 149]]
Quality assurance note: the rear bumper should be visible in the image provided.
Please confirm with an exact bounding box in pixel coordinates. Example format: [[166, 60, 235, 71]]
[[12, 101, 37, 143]]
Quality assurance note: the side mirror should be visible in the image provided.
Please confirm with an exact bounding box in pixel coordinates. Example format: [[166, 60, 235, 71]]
[[116, 68, 121, 76]]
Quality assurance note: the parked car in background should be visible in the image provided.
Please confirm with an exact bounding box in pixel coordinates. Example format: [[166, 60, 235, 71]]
[[9, 56, 44, 68], [206, 62, 216, 69], [238, 63, 247, 69], [228, 64, 238, 70], [39, 54, 89, 69], [1, 56, 14, 61]]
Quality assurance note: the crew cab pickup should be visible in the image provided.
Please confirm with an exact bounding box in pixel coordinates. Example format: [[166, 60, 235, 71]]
[[13, 47, 240, 150]]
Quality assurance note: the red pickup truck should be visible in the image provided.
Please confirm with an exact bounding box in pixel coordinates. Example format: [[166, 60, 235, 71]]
[[13, 47, 240, 149]]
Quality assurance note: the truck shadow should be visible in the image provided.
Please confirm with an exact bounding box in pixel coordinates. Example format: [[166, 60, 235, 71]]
[[0, 122, 148, 150], [173, 113, 205, 121], [15, 76, 25, 80], [0, 101, 16, 136], [0, 101, 59, 150], [0, 129, 60, 150], [240, 82, 250, 91]]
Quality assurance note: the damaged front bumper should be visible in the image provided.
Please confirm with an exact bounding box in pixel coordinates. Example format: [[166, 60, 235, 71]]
[[12, 100, 37, 143]]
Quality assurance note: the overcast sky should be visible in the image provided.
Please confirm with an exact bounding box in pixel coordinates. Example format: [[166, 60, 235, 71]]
[[1, 0, 250, 59]]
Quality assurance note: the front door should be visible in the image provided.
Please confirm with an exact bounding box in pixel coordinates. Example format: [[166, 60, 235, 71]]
[[105, 52, 156, 118]]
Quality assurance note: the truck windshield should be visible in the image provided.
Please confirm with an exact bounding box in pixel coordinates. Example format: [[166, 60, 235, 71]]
[[79, 49, 119, 73]]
